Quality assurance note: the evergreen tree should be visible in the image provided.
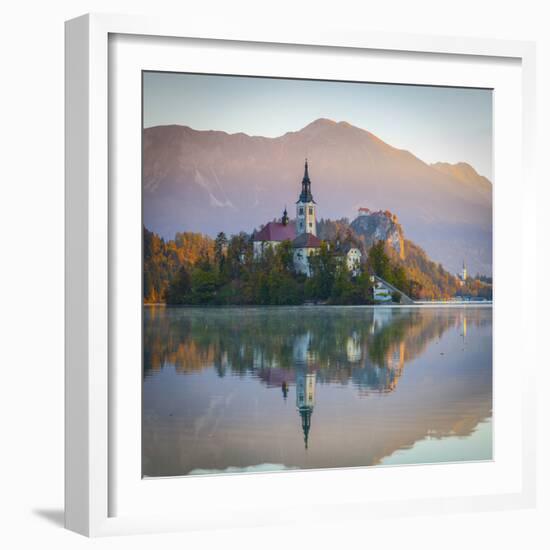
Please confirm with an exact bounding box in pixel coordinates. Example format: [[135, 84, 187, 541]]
[[368, 241, 392, 282], [214, 232, 228, 272], [331, 262, 354, 304], [189, 268, 220, 304], [307, 242, 335, 300], [166, 265, 192, 304]]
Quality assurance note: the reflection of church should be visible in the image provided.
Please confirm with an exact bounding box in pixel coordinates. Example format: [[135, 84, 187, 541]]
[[270, 316, 417, 448], [295, 368, 316, 449]]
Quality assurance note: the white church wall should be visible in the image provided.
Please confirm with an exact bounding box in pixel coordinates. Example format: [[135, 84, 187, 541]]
[[293, 247, 317, 276], [253, 240, 281, 259]]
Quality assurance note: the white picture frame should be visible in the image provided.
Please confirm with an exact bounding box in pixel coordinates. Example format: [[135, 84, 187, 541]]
[[65, 13, 537, 537]]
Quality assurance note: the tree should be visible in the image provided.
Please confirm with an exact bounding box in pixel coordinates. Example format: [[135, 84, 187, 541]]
[[307, 242, 335, 300], [214, 232, 228, 271], [225, 233, 251, 279], [331, 262, 354, 304], [368, 241, 392, 282], [166, 265, 192, 304], [189, 268, 220, 304], [274, 240, 295, 273], [392, 265, 409, 295]]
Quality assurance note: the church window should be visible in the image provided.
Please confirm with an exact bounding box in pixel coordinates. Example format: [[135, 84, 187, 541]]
[[309, 207, 313, 215], [299, 207, 304, 215], [309, 222, 312, 228]]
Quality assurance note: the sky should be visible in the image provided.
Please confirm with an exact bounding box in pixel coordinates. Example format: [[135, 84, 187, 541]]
[[143, 72, 493, 179]]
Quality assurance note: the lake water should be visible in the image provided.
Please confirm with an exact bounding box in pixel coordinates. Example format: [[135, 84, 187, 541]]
[[143, 306, 492, 477]]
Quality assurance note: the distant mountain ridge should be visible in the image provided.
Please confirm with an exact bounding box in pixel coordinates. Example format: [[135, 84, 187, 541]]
[[431, 161, 492, 190], [143, 118, 492, 275]]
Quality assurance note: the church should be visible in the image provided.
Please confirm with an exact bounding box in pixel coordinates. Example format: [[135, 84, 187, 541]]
[[253, 159, 323, 276]]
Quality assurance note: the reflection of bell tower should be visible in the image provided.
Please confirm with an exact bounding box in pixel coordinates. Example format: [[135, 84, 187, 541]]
[[296, 370, 316, 449]]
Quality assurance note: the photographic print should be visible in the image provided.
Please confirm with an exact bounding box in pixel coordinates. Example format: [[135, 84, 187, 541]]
[[142, 72, 493, 477]]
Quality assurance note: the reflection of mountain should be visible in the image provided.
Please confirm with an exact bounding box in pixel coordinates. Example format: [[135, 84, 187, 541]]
[[142, 306, 492, 475]]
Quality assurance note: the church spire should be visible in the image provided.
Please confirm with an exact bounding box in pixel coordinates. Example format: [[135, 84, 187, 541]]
[[298, 158, 314, 203]]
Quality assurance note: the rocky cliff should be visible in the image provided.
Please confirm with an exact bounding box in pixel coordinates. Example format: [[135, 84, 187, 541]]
[[350, 209, 405, 260]]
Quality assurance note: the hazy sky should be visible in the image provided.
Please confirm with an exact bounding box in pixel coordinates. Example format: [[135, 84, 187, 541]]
[[143, 72, 493, 179]]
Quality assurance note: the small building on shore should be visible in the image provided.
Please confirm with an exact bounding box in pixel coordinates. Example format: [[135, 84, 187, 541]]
[[372, 277, 393, 302], [370, 275, 415, 304]]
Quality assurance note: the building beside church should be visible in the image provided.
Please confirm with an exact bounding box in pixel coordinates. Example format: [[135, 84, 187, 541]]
[[253, 160, 322, 276], [334, 242, 362, 276]]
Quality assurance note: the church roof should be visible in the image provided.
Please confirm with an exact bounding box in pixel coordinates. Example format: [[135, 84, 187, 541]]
[[293, 233, 322, 248], [253, 222, 296, 242]]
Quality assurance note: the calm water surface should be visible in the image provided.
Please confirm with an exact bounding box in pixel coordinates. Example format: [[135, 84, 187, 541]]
[[143, 306, 492, 477]]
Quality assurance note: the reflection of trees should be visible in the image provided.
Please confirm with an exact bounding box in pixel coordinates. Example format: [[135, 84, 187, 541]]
[[144, 306, 479, 395]]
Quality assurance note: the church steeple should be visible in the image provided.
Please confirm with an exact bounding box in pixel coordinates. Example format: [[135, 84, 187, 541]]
[[295, 159, 317, 236], [298, 159, 314, 203]]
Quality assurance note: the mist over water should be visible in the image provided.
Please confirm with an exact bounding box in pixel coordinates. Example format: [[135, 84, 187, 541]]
[[142, 306, 492, 477]]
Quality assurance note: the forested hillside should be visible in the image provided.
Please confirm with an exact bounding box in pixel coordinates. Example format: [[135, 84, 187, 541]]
[[143, 212, 492, 305]]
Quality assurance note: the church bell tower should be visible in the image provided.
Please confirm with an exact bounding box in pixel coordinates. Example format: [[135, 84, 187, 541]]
[[296, 159, 317, 236]]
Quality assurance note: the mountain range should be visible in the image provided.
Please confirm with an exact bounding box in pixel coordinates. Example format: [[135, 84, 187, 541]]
[[143, 118, 492, 275]]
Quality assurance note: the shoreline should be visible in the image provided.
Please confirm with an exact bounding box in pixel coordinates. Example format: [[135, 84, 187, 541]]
[[144, 301, 493, 308]]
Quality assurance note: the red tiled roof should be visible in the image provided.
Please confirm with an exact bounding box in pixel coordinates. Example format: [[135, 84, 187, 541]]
[[292, 233, 322, 248], [253, 222, 296, 242]]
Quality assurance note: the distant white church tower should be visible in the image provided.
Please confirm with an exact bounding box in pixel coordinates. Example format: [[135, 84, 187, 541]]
[[461, 260, 468, 282], [296, 159, 317, 236]]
